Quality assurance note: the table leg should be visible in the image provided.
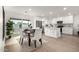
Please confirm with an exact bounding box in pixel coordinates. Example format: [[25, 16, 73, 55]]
[[28, 33, 31, 46], [77, 31, 79, 37]]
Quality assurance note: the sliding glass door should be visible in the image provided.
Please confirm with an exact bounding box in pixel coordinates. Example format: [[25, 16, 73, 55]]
[[10, 19, 31, 37]]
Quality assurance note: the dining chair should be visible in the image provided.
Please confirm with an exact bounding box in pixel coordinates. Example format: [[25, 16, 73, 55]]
[[31, 29, 42, 48], [19, 31, 28, 45]]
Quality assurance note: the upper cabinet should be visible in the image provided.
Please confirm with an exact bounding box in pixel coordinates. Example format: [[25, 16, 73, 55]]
[[62, 16, 73, 24], [52, 16, 73, 24]]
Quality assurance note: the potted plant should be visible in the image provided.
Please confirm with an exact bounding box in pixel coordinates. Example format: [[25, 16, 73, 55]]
[[6, 20, 14, 40]]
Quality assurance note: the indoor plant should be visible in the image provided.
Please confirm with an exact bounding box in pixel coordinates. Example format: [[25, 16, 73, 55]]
[[6, 20, 14, 39]]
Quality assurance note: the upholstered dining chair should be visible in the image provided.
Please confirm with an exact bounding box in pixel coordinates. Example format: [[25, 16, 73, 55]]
[[19, 31, 28, 45], [19, 29, 35, 45], [31, 29, 42, 48]]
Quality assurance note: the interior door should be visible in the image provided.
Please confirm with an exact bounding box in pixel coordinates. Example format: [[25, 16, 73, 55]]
[[36, 21, 42, 28]]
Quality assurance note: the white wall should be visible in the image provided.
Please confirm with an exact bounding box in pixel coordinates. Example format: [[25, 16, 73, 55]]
[[5, 9, 37, 29], [0, 6, 4, 52], [5, 10, 26, 22]]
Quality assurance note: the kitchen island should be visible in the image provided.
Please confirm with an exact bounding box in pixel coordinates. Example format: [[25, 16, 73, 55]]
[[44, 26, 61, 38]]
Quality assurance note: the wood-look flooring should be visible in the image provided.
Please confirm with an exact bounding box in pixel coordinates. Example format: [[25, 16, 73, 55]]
[[5, 35, 79, 52]]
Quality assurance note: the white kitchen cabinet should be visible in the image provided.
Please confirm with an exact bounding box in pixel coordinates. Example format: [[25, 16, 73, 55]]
[[62, 16, 73, 24], [62, 27, 73, 35], [44, 27, 61, 38], [52, 16, 73, 24]]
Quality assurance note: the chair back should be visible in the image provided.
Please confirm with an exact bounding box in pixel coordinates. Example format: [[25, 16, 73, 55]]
[[34, 29, 42, 40]]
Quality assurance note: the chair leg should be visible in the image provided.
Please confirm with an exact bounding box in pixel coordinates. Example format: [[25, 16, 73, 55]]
[[34, 40, 37, 48], [19, 37, 21, 44], [39, 38, 42, 45], [19, 37, 22, 44], [21, 38, 23, 45]]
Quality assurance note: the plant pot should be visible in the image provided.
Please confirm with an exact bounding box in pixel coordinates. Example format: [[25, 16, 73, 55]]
[[8, 35, 11, 39], [5, 35, 12, 41]]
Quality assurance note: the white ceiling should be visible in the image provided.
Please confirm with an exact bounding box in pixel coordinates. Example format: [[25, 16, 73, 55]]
[[4, 6, 79, 18]]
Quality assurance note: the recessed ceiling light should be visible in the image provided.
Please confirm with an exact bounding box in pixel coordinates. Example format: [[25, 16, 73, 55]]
[[63, 7, 67, 10], [29, 8, 32, 11], [49, 12, 53, 15]]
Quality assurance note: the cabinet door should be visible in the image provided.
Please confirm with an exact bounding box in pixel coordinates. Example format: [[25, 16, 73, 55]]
[[62, 27, 73, 34], [63, 16, 73, 23]]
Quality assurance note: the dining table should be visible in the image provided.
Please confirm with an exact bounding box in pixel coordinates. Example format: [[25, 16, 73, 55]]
[[22, 29, 35, 46]]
